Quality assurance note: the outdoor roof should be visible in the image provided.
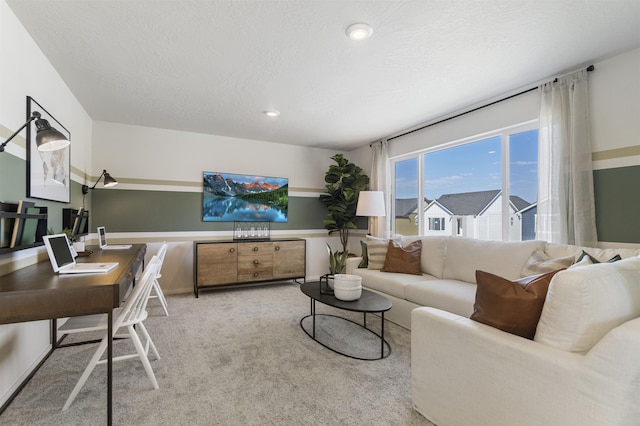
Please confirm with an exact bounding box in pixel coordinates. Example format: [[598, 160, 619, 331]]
[[431, 190, 534, 216], [436, 190, 501, 216], [395, 198, 431, 218]]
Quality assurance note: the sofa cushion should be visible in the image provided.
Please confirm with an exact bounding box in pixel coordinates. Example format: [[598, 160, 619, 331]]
[[576, 250, 621, 264], [534, 257, 640, 354], [443, 237, 544, 283], [402, 235, 448, 279], [381, 240, 422, 275], [358, 239, 368, 268], [405, 279, 477, 318], [352, 268, 434, 300], [471, 269, 562, 339], [366, 235, 400, 270], [521, 248, 574, 277], [544, 242, 640, 262]]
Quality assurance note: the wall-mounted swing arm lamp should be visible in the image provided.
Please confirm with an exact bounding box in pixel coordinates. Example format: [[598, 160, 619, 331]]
[[0, 111, 70, 153], [82, 170, 118, 194]]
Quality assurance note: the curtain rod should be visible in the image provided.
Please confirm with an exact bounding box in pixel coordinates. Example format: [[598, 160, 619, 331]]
[[385, 64, 595, 143]]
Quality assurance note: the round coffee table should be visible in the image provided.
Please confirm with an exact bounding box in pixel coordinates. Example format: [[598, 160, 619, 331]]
[[299, 281, 392, 360]]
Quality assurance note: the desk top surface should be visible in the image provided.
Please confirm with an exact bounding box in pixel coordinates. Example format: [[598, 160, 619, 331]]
[[0, 244, 146, 324]]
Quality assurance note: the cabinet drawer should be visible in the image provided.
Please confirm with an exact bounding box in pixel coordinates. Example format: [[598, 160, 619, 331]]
[[237, 255, 273, 281], [237, 242, 274, 255]]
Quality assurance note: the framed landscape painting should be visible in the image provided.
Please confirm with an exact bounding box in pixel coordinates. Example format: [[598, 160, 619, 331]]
[[202, 172, 288, 222], [26, 96, 71, 203]]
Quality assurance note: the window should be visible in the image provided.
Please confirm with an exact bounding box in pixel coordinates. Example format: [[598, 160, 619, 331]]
[[393, 157, 419, 236], [391, 122, 538, 241], [429, 217, 445, 231]]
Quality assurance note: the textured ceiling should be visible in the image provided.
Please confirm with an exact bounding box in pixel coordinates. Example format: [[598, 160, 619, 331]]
[[7, 0, 640, 150]]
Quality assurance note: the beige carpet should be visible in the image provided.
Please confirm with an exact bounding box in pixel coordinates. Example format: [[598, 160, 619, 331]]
[[0, 282, 434, 425]]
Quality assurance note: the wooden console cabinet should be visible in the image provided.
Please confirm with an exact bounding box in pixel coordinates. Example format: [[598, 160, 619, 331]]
[[194, 239, 305, 297]]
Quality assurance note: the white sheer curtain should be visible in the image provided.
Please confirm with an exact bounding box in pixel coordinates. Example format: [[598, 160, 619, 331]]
[[537, 69, 598, 246], [370, 140, 390, 238]]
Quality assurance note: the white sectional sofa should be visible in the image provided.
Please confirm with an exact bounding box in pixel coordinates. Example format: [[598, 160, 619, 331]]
[[346, 235, 639, 329], [346, 235, 640, 426]]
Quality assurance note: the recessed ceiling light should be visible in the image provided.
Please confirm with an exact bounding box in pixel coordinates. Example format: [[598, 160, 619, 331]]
[[346, 23, 373, 41], [264, 110, 280, 117]]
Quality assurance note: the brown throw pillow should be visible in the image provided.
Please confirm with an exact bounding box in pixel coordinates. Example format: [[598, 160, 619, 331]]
[[380, 240, 422, 275], [470, 269, 563, 339]]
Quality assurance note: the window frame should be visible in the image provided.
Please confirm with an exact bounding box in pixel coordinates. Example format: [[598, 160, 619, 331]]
[[390, 120, 538, 240]]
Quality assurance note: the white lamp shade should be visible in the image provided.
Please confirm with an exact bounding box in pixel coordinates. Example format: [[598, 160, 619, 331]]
[[356, 191, 386, 216]]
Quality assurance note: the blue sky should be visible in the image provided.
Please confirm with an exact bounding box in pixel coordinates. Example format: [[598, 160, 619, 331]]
[[395, 129, 538, 204]]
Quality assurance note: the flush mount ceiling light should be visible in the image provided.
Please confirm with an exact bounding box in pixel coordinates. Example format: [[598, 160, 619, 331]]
[[346, 23, 373, 40], [264, 110, 280, 117]]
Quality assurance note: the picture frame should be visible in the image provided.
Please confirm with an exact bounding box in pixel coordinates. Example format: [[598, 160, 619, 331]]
[[202, 171, 288, 222], [26, 96, 71, 203]]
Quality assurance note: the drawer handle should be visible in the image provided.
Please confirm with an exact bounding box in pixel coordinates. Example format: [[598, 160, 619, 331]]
[[275, 246, 280, 251], [229, 248, 235, 253], [253, 246, 259, 252], [253, 259, 260, 265], [253, 272, 259, 277]]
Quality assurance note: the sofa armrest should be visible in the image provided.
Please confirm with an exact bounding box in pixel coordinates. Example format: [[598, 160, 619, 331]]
[[412, 307, 591, 426], [345, 257, 362, 275], [580, 317, 640, 425]]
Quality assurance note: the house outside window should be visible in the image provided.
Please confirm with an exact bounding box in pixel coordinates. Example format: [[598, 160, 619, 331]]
[[392, 122, 538, 241]]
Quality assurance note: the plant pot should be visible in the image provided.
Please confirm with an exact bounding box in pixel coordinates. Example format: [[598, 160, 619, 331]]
[[333, 274, 362, 301], [319, 274, 334, 295]]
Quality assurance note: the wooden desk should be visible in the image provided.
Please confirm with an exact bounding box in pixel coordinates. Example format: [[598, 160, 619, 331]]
[[0, 244, 146, 425]]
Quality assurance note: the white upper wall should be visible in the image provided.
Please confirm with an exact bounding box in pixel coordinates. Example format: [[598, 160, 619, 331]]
[[91, 121, 344, 193], [0, 1, 92, 174], [350, 47, 640, 173], [589, 48, 640, 155]]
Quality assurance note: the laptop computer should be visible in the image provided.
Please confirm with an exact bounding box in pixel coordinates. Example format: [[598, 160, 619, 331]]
[[97, 226, 132, 250], [43, 234, 119, 274]]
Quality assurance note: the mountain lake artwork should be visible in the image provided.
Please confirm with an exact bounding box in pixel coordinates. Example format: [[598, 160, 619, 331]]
[[202, 172, 288, 222]]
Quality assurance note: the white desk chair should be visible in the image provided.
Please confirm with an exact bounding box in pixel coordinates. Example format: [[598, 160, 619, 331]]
[[148, 242, 169, 316], [58, 256, 162, 411]]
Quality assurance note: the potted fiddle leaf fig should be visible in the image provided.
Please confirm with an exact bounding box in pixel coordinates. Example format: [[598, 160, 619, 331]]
[[319, 153, 369, 254]]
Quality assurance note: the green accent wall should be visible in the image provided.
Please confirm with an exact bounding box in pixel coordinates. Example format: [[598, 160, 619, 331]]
[[91, 189, 328, 232], [593, 165, 640, 243], [2, 152, 639, 243], [0, 152, 81, 234]]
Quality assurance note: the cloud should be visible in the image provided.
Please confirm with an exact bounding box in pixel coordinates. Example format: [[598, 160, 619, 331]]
[[424, 175, 464, 186], [512, 161, 537, 166], [395, 176, 418, 193]]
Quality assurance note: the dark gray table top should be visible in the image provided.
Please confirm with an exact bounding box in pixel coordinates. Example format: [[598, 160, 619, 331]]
[[300, 281, 392, 313]]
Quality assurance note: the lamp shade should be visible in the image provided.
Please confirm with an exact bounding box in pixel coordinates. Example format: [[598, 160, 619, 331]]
[[35, 117, 70, 152], [103, 172, 118, 187], [356, 191, 386, 217], [82, 169, 119, 194]]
